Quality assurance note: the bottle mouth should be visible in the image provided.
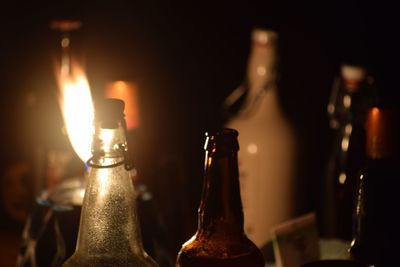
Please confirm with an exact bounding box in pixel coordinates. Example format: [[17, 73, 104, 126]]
[[251, 28, 278, 46], [341, 64, 366, 81], [340, 64, 366, 92], [206, 128, 238, 137], [204, 128, 239, 152]]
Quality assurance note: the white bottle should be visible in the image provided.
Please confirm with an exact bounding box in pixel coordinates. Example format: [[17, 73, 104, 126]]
[[224, 29, 297, 249]]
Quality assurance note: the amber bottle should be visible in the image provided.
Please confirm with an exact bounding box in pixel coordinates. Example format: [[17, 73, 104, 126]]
[[176, 129, 264, 267], [349, 105, 400, 266]]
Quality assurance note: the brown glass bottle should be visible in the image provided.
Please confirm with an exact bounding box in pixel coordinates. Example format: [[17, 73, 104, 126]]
[[349, 105, 400, 266], [175, 129, 265, 267]]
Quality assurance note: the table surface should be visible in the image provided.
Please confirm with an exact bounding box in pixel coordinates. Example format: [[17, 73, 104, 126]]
[[0, 228, 350, 267], [265, 239, 351, 267]]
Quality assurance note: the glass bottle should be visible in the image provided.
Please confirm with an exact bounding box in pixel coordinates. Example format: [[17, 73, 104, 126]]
[[176, 128, 265, 267], [223, 28, 297, 249], [349, 105, 400, 266], [62, 98, 158, 267], [321, 64, 375, 240]]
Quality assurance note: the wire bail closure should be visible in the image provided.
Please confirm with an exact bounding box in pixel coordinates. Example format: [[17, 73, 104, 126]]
[[86, 143, 134, 171]]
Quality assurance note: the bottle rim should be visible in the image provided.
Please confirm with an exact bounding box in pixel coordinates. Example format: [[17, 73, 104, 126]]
[[204, 128, 239, 152], [251, 28, 278, 46]]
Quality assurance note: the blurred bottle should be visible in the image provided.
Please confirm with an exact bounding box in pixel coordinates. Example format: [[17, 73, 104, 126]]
[[62, 99, 158, 266], [176, 128, 265, 267], [321, 64, 375, 240], [349, 104, 400, 266], [222, 28, 297, 252]]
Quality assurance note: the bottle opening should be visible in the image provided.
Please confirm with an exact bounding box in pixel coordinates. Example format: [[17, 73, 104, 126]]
[[251, 28, 278, 47], [204, 128, 239, 152], [341, 64, 366, 93]]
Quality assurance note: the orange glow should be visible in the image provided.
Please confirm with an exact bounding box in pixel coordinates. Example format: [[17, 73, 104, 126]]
[[56, 60, 94, 163], [371, 106, 379, 116], [367, 107, 380, 143], [366, 107, 391, 159], [105, 81, 140, 130]]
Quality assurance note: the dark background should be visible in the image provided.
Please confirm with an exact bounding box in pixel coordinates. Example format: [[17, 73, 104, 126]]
[[0, 0, 399, 262]]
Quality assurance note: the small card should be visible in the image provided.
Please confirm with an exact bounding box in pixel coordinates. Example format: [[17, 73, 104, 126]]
[[271, 212, 320, 267]]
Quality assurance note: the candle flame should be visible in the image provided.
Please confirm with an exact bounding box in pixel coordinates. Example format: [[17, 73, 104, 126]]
[[57, 61, 94, 163]]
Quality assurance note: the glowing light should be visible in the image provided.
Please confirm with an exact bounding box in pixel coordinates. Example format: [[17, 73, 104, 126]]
[[61, 37, 70, 48], [341, 137, 349, 152], [345, 124, 352, 134], [371, 107, 379, 117], [339, 173, 346, 184], [97, 168, 112, 200], [343, 95, 351, 108], [327, 104, 335, 114], [57, 62, 94, 163], [257, 66, 266, 76], [99, 129, 115, 152], [247, 144, 258, 154]]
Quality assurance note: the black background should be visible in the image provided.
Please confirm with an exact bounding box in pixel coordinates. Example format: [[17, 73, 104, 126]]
[[0, 0, 399, 253]]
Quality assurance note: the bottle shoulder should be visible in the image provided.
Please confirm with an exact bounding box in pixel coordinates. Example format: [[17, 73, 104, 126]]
[[177, 236, 264, 267], [226, 109, 297, 154], [178, 232, 262, 259], [225, 88, 288, 121]]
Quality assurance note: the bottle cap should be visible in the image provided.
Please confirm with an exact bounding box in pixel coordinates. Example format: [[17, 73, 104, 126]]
[[95, 98, 125, 124], [341, 64, 366, 92], [251, 28, 278, 46]]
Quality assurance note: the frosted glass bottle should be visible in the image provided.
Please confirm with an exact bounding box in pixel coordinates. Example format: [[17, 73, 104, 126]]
[[62, 99, 158, 267], [223, 29, 297, 249]]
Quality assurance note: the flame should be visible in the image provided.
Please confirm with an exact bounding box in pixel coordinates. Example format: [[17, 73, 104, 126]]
[[57, 61, 94, 163]]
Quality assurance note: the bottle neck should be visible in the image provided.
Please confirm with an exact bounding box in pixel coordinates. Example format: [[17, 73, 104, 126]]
[[237, 30, 279, 118], [343, 78, 363, 93], [198, 148, 244, 237], [92, 120, 127, 159], [247, 42, 277, 92], [246, 35, 277, 93]]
